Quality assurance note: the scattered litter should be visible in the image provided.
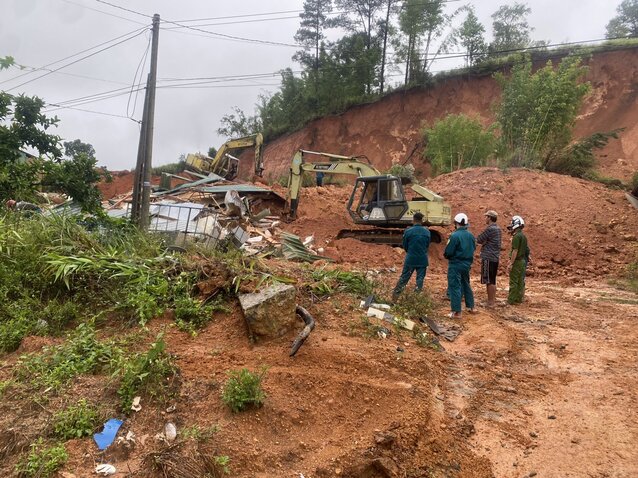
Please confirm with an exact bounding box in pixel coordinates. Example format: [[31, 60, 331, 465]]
[[367, 307, 415, 331], [131, 396, 142, 412], [166, 404, 176, 413], [115, 430, 136, 448], [290, 305, 316, 357], [359, 299, 390, 311], [94, 419, 123, 450], [281, 232, 333, 262], [419, 316, 461, 341], [377, 326, 391, 339], [303, 235, 314, 246], [95, 464, 116, 475], [164, 422, 177, 442]]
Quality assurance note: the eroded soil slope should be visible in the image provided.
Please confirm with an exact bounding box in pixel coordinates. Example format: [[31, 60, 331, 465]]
[[241, 47, 638, 183]]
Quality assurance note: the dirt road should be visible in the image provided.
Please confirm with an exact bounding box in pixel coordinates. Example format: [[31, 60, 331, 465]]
[[440, 278, 638, 478]]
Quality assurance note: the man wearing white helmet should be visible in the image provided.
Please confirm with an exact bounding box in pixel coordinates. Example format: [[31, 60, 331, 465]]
[[507, 215, 529, 304], [444, 212, 476, 318]]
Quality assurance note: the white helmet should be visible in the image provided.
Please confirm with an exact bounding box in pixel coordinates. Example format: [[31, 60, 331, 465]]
[[508, 215, 525, 231], [454, 213, 469, 226]]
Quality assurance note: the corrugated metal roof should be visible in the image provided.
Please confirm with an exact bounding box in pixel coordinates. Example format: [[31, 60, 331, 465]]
[[197, 184, 273, 194], [154, 174, 224, 196]]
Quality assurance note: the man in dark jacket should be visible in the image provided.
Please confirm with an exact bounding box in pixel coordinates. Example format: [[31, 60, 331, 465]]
[[476, 210, 502, 307], [392, 212, 431, 300], [444, 212, 476, 318]]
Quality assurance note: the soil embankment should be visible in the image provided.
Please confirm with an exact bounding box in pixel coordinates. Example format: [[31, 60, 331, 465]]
[[240, 47, 638, 183]]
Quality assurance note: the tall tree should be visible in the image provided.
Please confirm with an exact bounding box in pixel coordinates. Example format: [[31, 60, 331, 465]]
[[397, 0, 445, 85], [332, 0, 385, 94], [293, 0, 333, 82], [379, 0, 399, 93], [606, 0, 638, 38], [452, 6, 486, 67], [489, 3, 533, 55]]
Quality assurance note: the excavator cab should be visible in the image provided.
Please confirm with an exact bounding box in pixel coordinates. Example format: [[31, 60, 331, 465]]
[[347, 176, 409, 227]]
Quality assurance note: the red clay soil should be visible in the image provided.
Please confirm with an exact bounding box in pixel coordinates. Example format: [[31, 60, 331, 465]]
[[279, 168, 638, 279], [240, 47, 638, 183], [98, 171, 162, 200]]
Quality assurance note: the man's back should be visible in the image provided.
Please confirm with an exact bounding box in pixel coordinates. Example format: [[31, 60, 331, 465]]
[[403, 225, 431, 267], [444, 227, 476, 266]]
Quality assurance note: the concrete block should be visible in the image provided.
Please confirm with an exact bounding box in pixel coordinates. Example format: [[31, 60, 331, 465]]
[[239, 284, 297, 341]]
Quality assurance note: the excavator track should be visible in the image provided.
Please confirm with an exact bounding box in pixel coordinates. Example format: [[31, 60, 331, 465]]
[[336, 228, 404, 245], [336, 228, 443, 245]]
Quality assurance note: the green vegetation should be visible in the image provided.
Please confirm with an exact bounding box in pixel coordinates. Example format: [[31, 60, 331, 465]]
[[495, 56, 591, 169], [52, 399, 101, 440], [393, 290, 435, 321], [424, 114, 497, 174], [15, 439, 67, 478], [308, 267, 374, 297], [15, 323, 121, 390], [151, 159, 187, 176], [181, 424, 220, 441], [386, 163, 416, 181], [1, 57, 107, 211], [631, 171, 638, 192], [116, 334, 177, 412], [606, 0, 638, 39], [222, 368, 267, 413]]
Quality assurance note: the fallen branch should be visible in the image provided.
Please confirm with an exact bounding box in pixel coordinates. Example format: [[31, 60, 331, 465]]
[[290, 305, 316, 357]]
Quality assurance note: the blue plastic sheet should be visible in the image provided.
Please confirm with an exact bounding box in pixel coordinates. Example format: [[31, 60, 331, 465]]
[[93, 418, 123, 450]]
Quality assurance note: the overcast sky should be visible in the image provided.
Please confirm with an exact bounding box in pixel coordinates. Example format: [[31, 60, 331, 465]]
[[0, 0, 622, 170]]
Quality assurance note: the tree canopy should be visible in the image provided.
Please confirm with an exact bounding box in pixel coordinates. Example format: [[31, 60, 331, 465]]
[[606, 0, 638, 38]]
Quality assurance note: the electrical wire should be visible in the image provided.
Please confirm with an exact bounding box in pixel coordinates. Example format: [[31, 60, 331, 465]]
[[57, 0, 147, 25], [126, 31, 151, 118], [47, 102, 141, 121], [12, 64, 131, 86], [4, 28, 148, 92], [0, 26, 147, 86]]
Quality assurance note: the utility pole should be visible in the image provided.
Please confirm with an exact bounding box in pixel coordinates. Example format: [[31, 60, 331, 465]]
[[131, 13, 160, 228]]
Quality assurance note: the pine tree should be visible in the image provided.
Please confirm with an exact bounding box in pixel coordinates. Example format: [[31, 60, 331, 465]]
[[454, 7, 486, 67]]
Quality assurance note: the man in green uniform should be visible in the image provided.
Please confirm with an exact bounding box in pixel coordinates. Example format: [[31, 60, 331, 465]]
[[444, 213, 476, 319], [392, 212, 431, 300], [507, 215, 529, 305]]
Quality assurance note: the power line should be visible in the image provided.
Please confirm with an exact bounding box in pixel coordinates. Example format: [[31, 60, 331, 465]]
[[6, 29, 147, 93], [47, 102, 141, 121], [57, 0, 147, 25], [0, 26, 147, 87], [12, 64, 131, 86], [127, 31, 152, 118]]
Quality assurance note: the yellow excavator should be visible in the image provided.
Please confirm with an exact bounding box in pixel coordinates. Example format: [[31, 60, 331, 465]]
[[286, 149, 452, 244], [185, 133, 264, 180]]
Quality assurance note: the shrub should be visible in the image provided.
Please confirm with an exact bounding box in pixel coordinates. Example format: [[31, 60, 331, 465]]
[[15, 439, 68, 478], [15, 323, 121, 390], [116, 334, 177, 412], [222, 368, 267, 413], [393, 290, 436, 321], [386, 163, 416, 182], [631, 171, 638, 192], [52, 399, 101, 440], [309, 267, 374, 297], [424, 114, 497, 175], [495, 55, 591, 168]]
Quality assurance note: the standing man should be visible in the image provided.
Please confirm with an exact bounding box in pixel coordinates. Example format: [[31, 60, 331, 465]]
[[476, 210, 502, 308], [507, 215, 529, 305], [392, 212, 431, 300], [444, 213, 476, 318]]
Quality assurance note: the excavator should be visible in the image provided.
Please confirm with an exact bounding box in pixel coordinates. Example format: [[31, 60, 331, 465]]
[[185, 133, 264, 180], [285, 149, 452, 244]]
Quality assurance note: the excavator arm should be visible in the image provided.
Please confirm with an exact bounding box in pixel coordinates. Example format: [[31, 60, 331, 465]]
[[286, 150, 383, 218], [186, 133, 264, 180]]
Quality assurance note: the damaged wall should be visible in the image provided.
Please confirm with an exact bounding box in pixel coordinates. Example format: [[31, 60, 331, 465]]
[[238, 47, 638, 183]]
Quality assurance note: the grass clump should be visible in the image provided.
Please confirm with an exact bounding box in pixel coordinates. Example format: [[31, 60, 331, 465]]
[[393, 290, 435, 321], [15, 439, 67, 478], [52, 399, 101, 440], [309, 267, 373, 297], [15, 323, 121, 391], [221, 368, 266, 413], [181, 424, 220, 441], [116, 333, 177, 413]]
